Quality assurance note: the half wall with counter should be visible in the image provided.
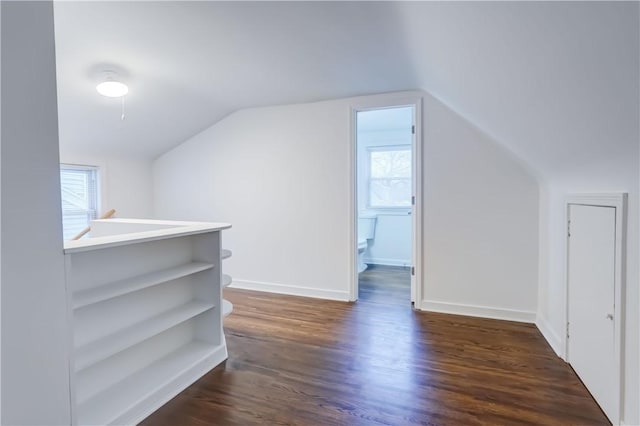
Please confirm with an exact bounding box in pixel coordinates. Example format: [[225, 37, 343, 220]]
[[64, 219, 232, 425]]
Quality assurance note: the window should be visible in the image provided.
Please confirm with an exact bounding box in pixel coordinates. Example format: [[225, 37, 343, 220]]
[[60, 165, 99, 240], [368, 145, 412, 208]]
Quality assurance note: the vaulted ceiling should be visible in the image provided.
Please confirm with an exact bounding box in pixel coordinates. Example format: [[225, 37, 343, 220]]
[[54, 1, 639, 181]]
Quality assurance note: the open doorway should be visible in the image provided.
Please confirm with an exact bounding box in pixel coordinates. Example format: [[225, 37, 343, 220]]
[[351, 99, 422, 307]]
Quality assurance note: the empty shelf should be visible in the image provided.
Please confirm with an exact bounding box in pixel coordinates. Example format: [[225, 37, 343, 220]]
[[221, 249, 232, 260], [75, 301, 214, 372], [223, 300, 233, 318], [73, 262, 214, 309], [77, 341, 225, 426], [222, 274, 232, 288]]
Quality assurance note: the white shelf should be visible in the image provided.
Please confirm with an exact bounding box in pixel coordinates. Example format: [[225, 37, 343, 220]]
[[223, 300, 233, 318], [222, 274, 232, 288], [77, 341, 225, 426], [73, 262, 214, 309], [75, 301, 214, 372], [66, 227, 231, 425]]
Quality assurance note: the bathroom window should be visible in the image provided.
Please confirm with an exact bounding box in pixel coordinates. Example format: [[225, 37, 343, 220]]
[[367, 145, 411, 208], [60, 164, 99, 240]]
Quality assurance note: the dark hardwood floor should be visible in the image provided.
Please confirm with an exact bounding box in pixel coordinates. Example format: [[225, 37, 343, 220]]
[[142, 266, 609, 425], [358, 264, 411, 306]]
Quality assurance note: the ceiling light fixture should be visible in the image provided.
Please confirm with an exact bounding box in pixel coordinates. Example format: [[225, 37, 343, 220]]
[[95, 70, 129, 120], [96, 80, 128, 97], [96, 72, 128, 98]]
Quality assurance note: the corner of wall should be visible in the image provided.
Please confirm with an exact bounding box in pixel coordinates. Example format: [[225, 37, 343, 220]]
[[419, 89, 544, 184], [535, 314, 564, 358]]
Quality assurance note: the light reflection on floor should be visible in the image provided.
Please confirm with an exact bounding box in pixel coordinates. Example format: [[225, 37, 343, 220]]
[[350, 265, 438, 411]]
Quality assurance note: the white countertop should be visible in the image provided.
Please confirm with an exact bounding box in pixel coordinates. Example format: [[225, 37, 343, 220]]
[[64, 219, 231, 254]]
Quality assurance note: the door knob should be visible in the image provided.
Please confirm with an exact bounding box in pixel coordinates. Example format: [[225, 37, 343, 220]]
[[606, 313, 614, 320]]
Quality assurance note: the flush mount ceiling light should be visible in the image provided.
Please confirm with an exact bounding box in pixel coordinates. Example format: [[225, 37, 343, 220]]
[[96, 72, 128, 97], [96, 81, 128, 97], [95, 70, 129, 120]]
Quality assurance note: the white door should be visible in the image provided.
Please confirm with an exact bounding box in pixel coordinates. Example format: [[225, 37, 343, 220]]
[[567, 204, 617, 423]]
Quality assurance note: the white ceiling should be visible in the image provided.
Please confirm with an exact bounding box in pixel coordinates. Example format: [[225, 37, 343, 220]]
[[54, 1, 639, 180]]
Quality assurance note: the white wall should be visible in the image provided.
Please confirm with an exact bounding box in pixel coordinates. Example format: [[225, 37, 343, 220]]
[[421, 94, 539, 321], [1, 4, 3, 421], [527, 5, 639, 422], [357, 119, 412, 267], [531, 27, 639, 419], [154, 100, 352, 300], [153, 91, 540, 319], [1, 2, 71, 424], [59, 152, 154, 219]]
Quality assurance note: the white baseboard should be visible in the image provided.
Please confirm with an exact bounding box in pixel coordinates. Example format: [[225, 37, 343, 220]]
[[420, 300, 535, 323], [535, 314, 563, 358], [230, 279, 350, 302], [364, 257, 411, 267]]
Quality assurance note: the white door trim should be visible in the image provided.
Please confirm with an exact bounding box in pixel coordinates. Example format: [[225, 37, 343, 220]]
[[348, 92, 423, 308], [565, 192, 627, 425]]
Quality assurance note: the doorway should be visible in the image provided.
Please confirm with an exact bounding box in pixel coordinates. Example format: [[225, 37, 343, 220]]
[[350, 98, 422, 307], [565, 194, 627, 425]]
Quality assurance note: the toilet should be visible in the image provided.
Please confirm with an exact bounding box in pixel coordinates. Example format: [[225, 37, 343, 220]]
[[357, 213, 377, 273]]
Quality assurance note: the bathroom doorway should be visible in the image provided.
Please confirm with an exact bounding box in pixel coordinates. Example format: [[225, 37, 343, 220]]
[[351, 98, 422, 307]]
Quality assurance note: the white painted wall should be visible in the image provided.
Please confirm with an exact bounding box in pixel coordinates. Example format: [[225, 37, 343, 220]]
[[532, 15, 639, 419], [1, 2, 71, 424], [153, 91, 539, 320], [154, 100, 352, 300], [1, 4, 3, 421], [357, 117, 412, 267], [421, 94, 539, 321], [59, 151, 154, 218]]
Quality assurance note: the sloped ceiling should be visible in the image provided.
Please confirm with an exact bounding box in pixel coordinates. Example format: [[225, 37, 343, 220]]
[[54, 1, 639, 181]]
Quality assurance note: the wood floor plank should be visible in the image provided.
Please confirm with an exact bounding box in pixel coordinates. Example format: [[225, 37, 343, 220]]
[[142, 266, 609, 426]]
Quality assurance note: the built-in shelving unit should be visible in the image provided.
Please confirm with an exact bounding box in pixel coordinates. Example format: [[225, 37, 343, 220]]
[[64, 219, 231, 425]]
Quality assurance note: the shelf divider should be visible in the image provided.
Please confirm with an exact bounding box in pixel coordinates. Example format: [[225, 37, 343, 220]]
[[222, 274, 232, 288], [73, 262, 215, 309], [75, 301, 214, 372]]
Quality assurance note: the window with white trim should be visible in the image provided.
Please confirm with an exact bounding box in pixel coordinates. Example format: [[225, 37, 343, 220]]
[[368, 145, 412, 208], [60, 165, 99, 240]]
